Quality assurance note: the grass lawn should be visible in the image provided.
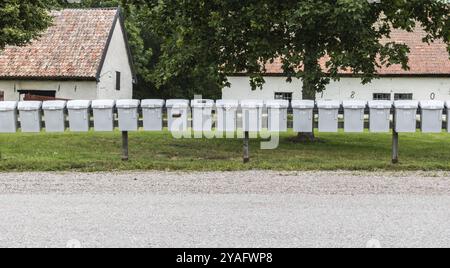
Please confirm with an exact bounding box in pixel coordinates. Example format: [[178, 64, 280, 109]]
[[0, 130, 450, 172]]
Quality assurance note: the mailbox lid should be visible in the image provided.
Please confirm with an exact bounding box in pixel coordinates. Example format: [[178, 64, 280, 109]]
[[241, 100, 264, 108], [368, 100, 393, 109], [141, 99, 165, 108], [291, 100, 315, 109], [394, 100, 419, 109], [18, 101, 42, 111], [42, 100, 67, 110], [116, 99, 140, 109], [67, 100, 91, 110], [419, 100, 444, 110], [191, 99, 214, 108], [166, 99, 189, 108], [216, 100, 239, 108], [342, 100, 367, 109], [0, 101, 18, 111], [317, 100, 341, 109], [91, 100, 115, 109], [265, 100, 289, 109]]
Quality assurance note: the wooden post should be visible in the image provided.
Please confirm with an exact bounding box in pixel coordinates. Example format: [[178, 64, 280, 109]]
[[392, 110, 399, 165], [392, 130, 399, 164], [122, 131, 129, 161], [392, 109, 399, 164], [243, 131, 250, 164]]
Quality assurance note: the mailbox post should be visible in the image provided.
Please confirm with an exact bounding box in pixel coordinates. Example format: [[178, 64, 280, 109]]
[[368, 100, 392, 133], [241, 100, 264, 133], [216, 100, 239, 133], [18, 101, 42, 133], [393, 101, 419, 133], [92, 100, 115, 132], [317, 100, 341, 133], [191, 99, 214, 132], [0, 101, 18, 133], [141, 99, 165, 131], [67, 100, 91, 132], [266, 100, 289, 132], [419, 100, 444, 133], [292, 100, 315, 133], [343, 100, 367, 133], [42, 101, 67, 133], [116, 100, 140, 132], [166, 99, 190, 132]]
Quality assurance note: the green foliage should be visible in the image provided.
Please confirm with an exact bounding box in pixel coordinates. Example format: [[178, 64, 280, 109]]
[[138, 0, 450, 99], [3, 1, 448, 99], [0, 0, 54, 50]]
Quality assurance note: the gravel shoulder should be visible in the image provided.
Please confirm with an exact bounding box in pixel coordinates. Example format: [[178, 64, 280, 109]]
[[0, 170, 449, 195], [1, 171, 450, 248]]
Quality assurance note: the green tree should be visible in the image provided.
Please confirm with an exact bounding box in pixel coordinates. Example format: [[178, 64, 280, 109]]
[[140, 0, 449, 139], [0, 0, 54, 50]]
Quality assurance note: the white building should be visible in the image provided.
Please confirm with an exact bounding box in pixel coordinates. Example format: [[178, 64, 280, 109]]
[[223, 28, 450, 102], [0, 8, 135, 101]]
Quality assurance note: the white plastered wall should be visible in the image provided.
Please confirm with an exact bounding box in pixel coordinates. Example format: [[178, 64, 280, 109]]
[[223, 76, 450, 101]]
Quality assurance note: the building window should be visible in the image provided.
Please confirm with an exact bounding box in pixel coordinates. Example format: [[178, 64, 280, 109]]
[[373, 93, 391, 100], [274, 92, 293, 101], [115, 71, 121, 91], [0, 91, 4, 101], [394, 93, 413, 100]]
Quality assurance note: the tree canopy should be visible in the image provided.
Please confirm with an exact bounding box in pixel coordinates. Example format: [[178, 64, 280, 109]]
[[0, 0, 54, 50], [11, 1, 448, 100], [138, 0, 450, 99]]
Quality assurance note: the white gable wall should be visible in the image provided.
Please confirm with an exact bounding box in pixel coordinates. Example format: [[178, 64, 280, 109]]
[[223, 76, 450, 101], [97, 19, 133, 100]]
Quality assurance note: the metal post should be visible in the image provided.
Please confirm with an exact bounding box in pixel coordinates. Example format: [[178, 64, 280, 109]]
[[122, 131, 129, 161], [243, 131, 250, 164]]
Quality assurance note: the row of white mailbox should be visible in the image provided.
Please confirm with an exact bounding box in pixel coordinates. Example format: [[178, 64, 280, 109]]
[[0, 99, 449, 134]]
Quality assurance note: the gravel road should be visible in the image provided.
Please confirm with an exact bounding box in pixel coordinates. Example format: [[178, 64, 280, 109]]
[[0, 171, 449, 248]]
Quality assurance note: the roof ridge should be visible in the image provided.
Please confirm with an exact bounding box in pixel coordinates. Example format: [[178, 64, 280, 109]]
[[53, 7, 119, 11]]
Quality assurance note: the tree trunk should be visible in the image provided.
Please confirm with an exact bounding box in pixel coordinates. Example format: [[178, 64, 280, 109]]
[[296, 47, 318, 142]]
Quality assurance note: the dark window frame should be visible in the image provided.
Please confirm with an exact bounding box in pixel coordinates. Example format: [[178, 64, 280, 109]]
[[115, 71, 121, 91], [373, 93, 391, 101], [394, 93, 413, 100], [274, 92, 293, 101]]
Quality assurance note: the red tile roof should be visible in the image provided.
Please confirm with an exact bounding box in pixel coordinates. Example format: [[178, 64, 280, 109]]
[[0, 8, 119, 80], [264, 27, 450, 76]]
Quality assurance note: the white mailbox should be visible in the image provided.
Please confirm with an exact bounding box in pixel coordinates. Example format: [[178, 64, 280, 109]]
[[447, 101, 450, 133], [317, 100, 341, 132], [42, 101, 66, 133], [394, 101, 419, 133], [141, 99, 165, 131], [368, 100, 392, 133], [191, 99, 214, 132], [116, 99, 140, 132], [216, 100, 239, 132], [342, 100, 367, 133], [91, 100, 115, 132], [18, 101, 42, 133], [67, 100, 91, 132], [420, 100, 444, 133], [166, 99, 189, 132], [0, 101, 18, 133], [266, 100, 289, 132], [241, 100, 264, 132], [291, 100, 315, 133]]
